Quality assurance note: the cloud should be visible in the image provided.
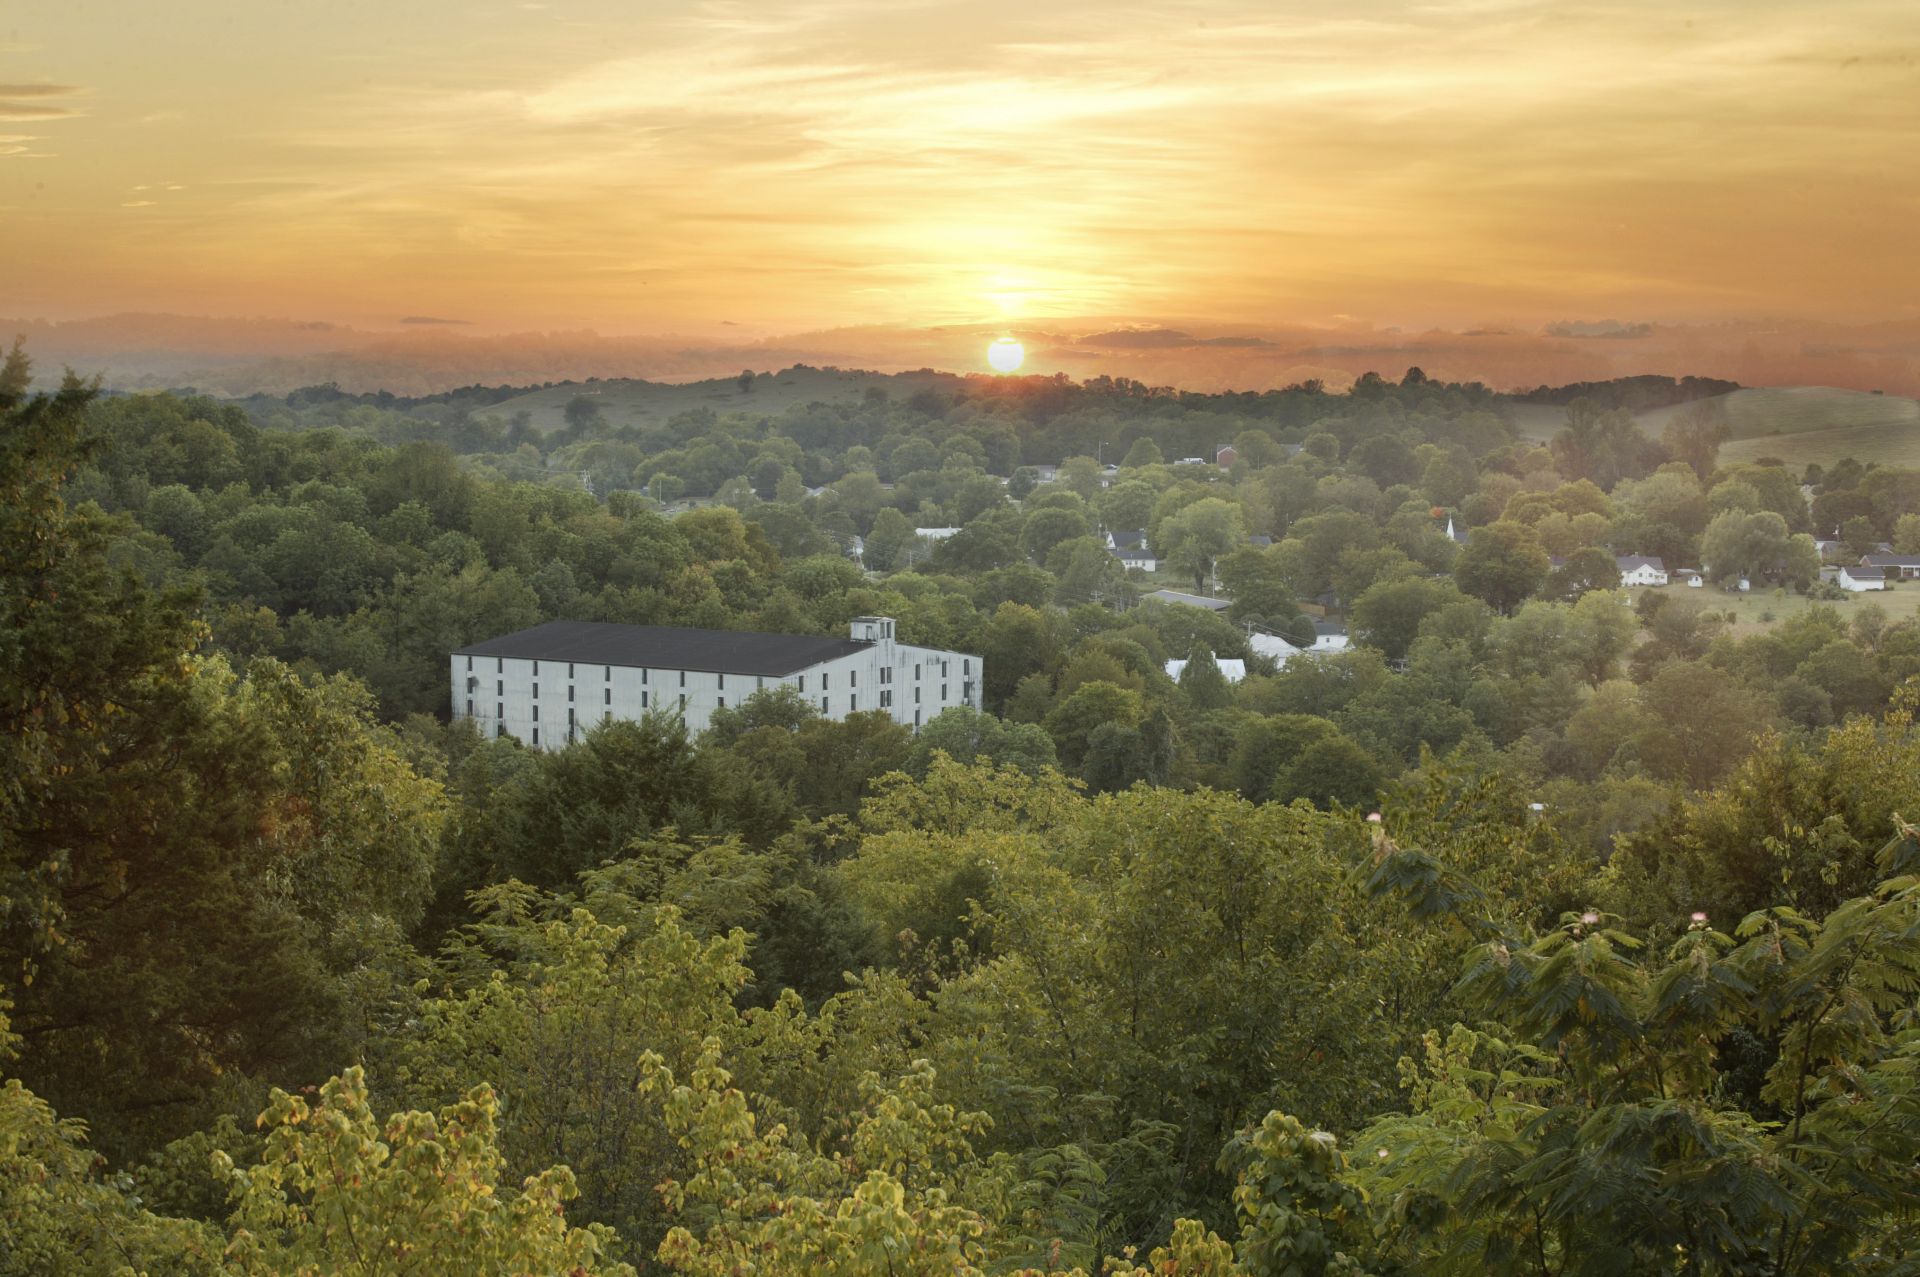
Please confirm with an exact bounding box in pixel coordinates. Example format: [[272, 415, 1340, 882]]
[[0, 102, 82, 120], [1078, 328, 1272, 349], [1546, 320, 1655, 340], [398, 315, 470, 325], [0, 83, 85, 121]]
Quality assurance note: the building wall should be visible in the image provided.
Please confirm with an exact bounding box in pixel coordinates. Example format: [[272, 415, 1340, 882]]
[[451, 629, 981, 750]]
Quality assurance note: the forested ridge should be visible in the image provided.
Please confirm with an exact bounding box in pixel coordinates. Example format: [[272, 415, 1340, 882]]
[[4, 340, 1920, 1274]]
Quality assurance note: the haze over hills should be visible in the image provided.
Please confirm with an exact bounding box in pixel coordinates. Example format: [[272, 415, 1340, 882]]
[[471, 368, 968, 434], [12, 310, 1920, 399], [1512, 385, 1920, 470]]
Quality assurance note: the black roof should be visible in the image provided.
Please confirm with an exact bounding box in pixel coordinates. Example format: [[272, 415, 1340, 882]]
[[456, 621, 868, 676]]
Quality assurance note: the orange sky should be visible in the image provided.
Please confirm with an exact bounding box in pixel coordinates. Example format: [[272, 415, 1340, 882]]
[[5, 1, 1919, 339]]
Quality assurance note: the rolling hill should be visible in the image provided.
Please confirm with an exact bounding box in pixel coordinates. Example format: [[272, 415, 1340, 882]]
[[1514, 385, 1920, 469], [471, 366, 968, 433]]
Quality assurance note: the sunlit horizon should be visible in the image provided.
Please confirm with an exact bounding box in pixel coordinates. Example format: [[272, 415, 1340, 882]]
[[6, 1, 1918, 340]]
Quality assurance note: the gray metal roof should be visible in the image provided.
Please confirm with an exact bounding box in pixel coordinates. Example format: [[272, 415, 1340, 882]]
[[1143, 589, 1232, 611], [456, 620, 869, 675]]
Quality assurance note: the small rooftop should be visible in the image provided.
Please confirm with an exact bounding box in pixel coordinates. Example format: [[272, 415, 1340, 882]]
[[1167, 656, 1248, 684], [456, 620, 870, 676], [1143, 589, 1232, 612]]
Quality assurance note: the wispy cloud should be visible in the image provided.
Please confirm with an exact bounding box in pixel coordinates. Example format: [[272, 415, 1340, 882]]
[[6, 1, 1919, 329], [0, 102, 81, 120], [0, 81, 84, 122]]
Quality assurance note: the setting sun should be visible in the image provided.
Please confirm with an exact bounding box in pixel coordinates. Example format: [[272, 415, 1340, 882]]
[[987, 337, 1025, 373]]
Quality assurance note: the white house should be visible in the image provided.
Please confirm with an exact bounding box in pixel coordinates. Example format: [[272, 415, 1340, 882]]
[[1106, 529, 1150, 552], [1310, 620, 1350, 653], [1248, 630, 1307, 667], [1862, 552, 1920, 580], [1839, 564, 1888, 592], [453, 616, 980, 751], [1615, 555, 1669, 587], [1111, 547, 1158, 572], [1165, 655, 1249, 684], [1674, 568, 1705, 588]]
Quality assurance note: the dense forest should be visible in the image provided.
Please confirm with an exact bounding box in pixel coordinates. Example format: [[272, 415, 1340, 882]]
[[5, 338, 1920, 1274]]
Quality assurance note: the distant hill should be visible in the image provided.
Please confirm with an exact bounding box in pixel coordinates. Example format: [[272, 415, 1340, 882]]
[[1713, 386, 1920, 462], [1513, 385, 1920, 469], [472, 366, 969, 432]]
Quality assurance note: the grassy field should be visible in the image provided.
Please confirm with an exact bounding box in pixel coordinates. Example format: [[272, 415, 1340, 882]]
[[1716, 386, 1920, 439], [1508, 403, 1569, 445], [1628, 580, 1920, 637], [473, 366, 967, 433], [1514, 386, 1920, 469], [1718, 421, 1920, 470]]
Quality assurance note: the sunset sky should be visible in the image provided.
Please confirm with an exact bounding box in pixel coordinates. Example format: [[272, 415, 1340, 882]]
[[6, 1, 1919, 339]]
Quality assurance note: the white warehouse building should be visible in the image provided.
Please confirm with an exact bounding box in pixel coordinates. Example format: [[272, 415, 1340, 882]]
[[453, 616, 980, 750]]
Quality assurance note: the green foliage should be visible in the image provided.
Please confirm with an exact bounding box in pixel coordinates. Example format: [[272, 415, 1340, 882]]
[[1345, 813, 1920, 1277], [1453, 520, 1551, 614], [221, 1067, 633, 1276], [906, 706, 1057, 777], [1179, 646, 1235, 710], [1606, 708, 1920, 926], [1161, 498, 1245, 591], [400, 886, 755, 1258], [1701, 509, 1819, 587], [16, 349, 1920, 1277], [646, 1046, 1002, 1277], [0, 1003, 225, 1275]]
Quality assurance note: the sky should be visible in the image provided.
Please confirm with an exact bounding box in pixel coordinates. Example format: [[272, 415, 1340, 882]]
[[5, 1, 1919, 350]]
